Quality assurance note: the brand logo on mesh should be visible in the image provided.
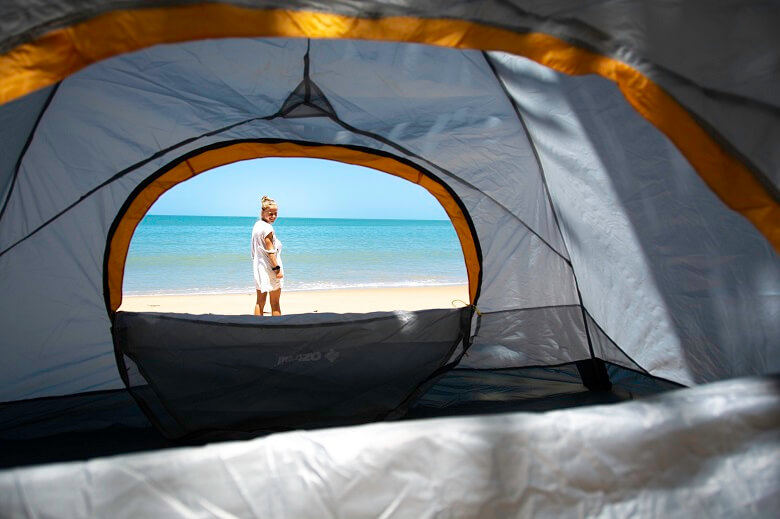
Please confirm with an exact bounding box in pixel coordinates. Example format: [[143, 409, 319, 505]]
[[276, 348, 340, 366]]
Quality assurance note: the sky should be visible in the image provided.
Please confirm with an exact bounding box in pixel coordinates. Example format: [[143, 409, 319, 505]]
[[148, 157, 449, 220]]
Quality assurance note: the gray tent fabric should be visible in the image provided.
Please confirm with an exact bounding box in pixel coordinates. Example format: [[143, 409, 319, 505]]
[[490, 52, 780, 384], [0, 35, 777, 399], [0, 40, 589, 400], [310, 39, 571, 261], [0, 4, 778, 504], [115, 308, 469, 437], [584, 313, 647, 375], [1, 374, 777, 518], [2, 1, 778, 187], [458, 306, 589, 369], [0, 38, 307, 250], [0, 84, 54, 212]]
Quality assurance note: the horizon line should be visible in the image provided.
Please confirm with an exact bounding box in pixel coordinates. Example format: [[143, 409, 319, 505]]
[[145, 213, 451, 221]]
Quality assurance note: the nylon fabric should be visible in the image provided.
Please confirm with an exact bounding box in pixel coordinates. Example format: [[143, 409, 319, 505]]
[[3, 1, 778, 104], [1, 375, 777, 517], [1, 6, 777, 248], [585, 313, 646, 375], [1, 37, 775, 398], [648, 69, 780, 190], [0, 389, 149, 442], [457, 306, 589, 368], [310, 40, 570, 260], [410, 364, 681, 417], [0, 84, 53, 211], [0, 194, 122, 401], [115, 308, 467, 437], [0, 1, 777, 509], [0, 114, 487, 401], [0, 38, 307, 251], [493, 52, 780, 384]]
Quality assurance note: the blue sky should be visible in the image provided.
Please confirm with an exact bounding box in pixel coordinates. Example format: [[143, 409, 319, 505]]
[[148, 157, 449, 220]]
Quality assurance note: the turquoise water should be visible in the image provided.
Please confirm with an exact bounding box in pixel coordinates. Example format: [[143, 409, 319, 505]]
[[124, 215, 467, 295]]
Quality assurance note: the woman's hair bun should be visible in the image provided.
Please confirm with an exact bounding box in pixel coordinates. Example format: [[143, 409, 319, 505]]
[[261, 195, 277, 211]]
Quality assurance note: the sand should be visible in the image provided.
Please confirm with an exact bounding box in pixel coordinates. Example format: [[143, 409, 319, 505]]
[[118, 284, 470, 315]]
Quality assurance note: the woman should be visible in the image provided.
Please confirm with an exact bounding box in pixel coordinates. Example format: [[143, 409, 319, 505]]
[[251, 196, 284, 316]]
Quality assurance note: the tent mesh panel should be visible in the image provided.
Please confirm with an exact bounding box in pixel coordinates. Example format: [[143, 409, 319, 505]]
[[113, 308, 470, 438]]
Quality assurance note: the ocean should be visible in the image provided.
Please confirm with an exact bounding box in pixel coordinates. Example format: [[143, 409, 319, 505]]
[[124, 215, 468, 295]]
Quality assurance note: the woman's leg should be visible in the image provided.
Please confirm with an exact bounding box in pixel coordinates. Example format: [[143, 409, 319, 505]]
[[269, 288, 282, 316], [254, 290, 267, 316]]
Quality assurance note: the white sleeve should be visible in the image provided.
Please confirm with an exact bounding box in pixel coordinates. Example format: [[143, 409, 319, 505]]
[[251, 224, 258, 259], [256, 221, 276, 253]]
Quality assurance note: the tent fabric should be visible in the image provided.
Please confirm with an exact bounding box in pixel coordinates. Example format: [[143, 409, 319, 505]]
[[115, 308, 470, 438], [1, 2, 778, 247], [0, 0, 778, 480], [0, 389, 150, 443], [0, 35, 776, 402], [491, 52, 780, 383], [0, 39, 592, 401], [3, 1, 779, 108], [584, 313, 647, 375], [2, 374, 777, 518], [0, 363, 678, 469], [458, 306, 590, 369], [406, 363, 683, 420], [0, 85, 55, 210]]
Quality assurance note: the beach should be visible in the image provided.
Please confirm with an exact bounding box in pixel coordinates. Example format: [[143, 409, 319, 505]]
[[120, 215, 469, 314], [119, 284, 470, 315]]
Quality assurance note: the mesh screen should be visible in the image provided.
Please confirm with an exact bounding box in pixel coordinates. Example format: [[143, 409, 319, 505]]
[[113, 308, 469, 438]]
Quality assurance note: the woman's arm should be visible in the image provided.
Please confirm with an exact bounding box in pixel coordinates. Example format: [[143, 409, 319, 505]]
[[264, 232, 283, 279]]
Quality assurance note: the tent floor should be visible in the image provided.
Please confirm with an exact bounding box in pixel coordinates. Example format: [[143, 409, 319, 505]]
[[1, 364, 679, 469], [5, 376, 776, 517]]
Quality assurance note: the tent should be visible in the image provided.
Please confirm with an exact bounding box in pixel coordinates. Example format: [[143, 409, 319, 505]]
[[1, 0, 779, 513], [2, 375, 779, 517]]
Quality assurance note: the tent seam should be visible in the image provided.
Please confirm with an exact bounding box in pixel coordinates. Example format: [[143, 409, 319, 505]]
[[0, 82, 61, 223], [481, 51, 573, 262], [0, 111, 279, 258], [581, 307, 653, 377], [119, 349, 192, 436], [480, 50, 597, 362], [318, 111, 573, 269], [479, 303, 581, 315], [451, 361, 685, 388], [304, 38, 311, 101]]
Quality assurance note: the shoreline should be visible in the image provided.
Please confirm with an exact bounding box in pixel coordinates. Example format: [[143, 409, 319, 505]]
[[118, 284, 470, 315]]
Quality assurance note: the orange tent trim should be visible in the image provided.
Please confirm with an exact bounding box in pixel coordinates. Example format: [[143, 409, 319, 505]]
[[106, 142, 481, 311], [3, 4, 776, 251]]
